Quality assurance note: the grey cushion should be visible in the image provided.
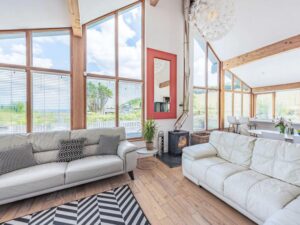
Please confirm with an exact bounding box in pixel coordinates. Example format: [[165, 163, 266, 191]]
[[98, 135, 120, 155], [65, 155, 123, 184], [0, 162, 67, 200], [0, 144, 37, 175], [58, 138, 86, 162]]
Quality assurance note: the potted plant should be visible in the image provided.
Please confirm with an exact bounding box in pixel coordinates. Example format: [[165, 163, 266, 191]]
[[274, 117, 286, 134], [143, 120, 157, 150]]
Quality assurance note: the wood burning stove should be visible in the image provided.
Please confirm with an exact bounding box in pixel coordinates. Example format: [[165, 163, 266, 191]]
[[168, 130, 190, 156]]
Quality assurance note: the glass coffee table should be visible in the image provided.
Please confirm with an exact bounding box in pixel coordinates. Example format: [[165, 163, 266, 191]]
[[136, 148, 158, 170]]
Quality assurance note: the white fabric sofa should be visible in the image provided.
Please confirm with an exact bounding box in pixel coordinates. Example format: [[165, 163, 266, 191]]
[[0, 127, 138, 205], [182, 131, 300, 225]]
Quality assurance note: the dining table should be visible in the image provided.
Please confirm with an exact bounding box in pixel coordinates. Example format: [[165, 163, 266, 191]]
[[247, 129, 299, 141]]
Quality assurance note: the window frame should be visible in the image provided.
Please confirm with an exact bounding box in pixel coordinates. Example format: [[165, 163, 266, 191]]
[[0, 28, 72, 133], [223, 71, 252, 128], [193, 36, 221, 131], [84, 1, 145, 140]]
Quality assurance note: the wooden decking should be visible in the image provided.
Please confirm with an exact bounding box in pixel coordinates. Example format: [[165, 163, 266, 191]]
[[0, 159, 256, 225]]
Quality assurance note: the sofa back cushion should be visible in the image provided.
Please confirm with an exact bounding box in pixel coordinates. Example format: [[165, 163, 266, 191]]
[[29, 131, 70, 164], [209, 131, 256, 167], [0, 134, 28, 150], [250, 138, 300, 186]]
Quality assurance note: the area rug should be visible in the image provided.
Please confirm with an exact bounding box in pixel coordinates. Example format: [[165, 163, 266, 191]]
[[2, 185, 150, 225]]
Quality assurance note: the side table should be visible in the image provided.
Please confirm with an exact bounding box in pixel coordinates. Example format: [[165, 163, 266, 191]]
[[136, 148, 158, 170]]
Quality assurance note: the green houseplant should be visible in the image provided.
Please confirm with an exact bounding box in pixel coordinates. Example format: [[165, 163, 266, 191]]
[[143, 120, 157, 150]]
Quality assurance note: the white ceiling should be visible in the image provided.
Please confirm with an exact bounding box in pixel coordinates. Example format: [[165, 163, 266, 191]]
[[210, 0, 300, 61], [231, 48, 300, 88], [0, 0, 136, 30]]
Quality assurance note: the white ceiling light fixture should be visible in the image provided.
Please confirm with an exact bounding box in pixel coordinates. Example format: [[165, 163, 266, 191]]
[[190, 0, 235, 41]]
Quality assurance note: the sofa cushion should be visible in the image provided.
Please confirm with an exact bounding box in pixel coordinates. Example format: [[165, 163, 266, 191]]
[[0, 162, 67, 201], [29, 131, 70, 152], [209, 131, 256, 167], [250, 138, 300, 186], [191, 157, 226, 184], [263, 209, 300, 225], [57, 138, 86, 162], [70, 127, 126, 146], [0, 144, 37, 175], [205, 162, 247, 194], [65, 155, 123, 184], [224, 170, 268, 208], [0, 134, 28, 150], [98, 135, 120, 155], [246, 178, 300, 221], [182, 143, 217, 161]]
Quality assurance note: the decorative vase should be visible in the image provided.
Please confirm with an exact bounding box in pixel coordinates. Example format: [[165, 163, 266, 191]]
[[146, 142, 154, 150]]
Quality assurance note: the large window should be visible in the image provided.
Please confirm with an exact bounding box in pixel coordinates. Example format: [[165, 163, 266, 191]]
[[255, 89, 300, 122], [193, 37, 220, 131], [0, 68, 26, 134], [0, 30, 71, 134], [224, 71, 251, 127], [86, 3, 143, 138]]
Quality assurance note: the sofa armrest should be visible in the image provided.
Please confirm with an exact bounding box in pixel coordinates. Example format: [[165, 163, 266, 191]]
[[182, 143, 217, 161], [118, 140, 138, 172]]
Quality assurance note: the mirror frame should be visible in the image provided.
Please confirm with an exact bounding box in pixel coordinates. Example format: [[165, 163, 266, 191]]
[[147, 48, 177, 119]]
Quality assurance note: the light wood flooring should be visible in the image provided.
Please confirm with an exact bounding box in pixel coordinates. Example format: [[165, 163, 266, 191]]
[[0, 159, 256, 225]]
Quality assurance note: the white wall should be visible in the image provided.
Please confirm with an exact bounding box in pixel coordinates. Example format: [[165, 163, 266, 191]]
[[135, 0, 193, 151]]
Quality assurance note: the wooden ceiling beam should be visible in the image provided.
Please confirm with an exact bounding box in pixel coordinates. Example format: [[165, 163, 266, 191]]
[[252, 82, 300, 93], [68, 0, 82, 37], [150, 0, 160, 7], [223, 34, 300, 70]]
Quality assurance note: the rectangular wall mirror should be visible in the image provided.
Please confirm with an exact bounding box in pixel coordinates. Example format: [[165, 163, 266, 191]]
[[147, 48, 177, 119]]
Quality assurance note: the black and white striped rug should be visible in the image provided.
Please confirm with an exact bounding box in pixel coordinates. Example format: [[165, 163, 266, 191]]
[[2, 185, 150, 225]]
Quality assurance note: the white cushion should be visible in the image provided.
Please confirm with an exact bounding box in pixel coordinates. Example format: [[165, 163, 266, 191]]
[[246, 178, 300, 221], [191, 157, 247, 193], [209, 131, 256, 167], [182, 143, 217, 160], [191, 157, 226, 184], [251, 138, 300, 186], [65, 155, 123, 184], [285, 196, 300, 213], [0, 162, 67, 201], [0, 134, 29, 151], [224, 170, 268, 208], [263, 209, 300, 225], [205, 162, 247, 194]]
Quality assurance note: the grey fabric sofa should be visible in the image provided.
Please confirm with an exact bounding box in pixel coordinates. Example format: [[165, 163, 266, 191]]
[[0, 127, 138, 205]]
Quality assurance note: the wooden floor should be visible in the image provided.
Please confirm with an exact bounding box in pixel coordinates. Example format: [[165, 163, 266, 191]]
[[0, 159, 256, 225]]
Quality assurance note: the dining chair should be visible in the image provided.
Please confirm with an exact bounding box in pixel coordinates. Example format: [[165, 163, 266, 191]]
[[261, 131, 285, 141], [227, 116, 237, 133], [293, 136, 300, 144]]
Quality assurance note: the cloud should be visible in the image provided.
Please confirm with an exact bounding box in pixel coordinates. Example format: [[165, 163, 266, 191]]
[[87, 6, 142, 79]]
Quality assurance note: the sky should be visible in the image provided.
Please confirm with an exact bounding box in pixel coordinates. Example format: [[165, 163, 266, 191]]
[[0, 4, 142, 111]]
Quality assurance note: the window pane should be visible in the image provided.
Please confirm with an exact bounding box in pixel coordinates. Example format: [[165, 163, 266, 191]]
[[207, 90, 219, 129], [193, 89, 206, 130], [87, 16, 115, 76], [234, 93, 242, 117], [0, 68, 26, 134], [118, 4, 142, 79], [119, 81, 142, 138], [32, 72, 70, 132], [0, 33, 26, 65], [207, 48, 219, 89], [224, 92, 232, 127], [193, 38, 206, 87], [86, 78, 116, 128], [256, 94, 273, 120], [32, 31, 70, 70], [224, 71, 232, 91], [276, 90, 300, 122], [234, 78, 241, 91], [243, 94, 251, 117]]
